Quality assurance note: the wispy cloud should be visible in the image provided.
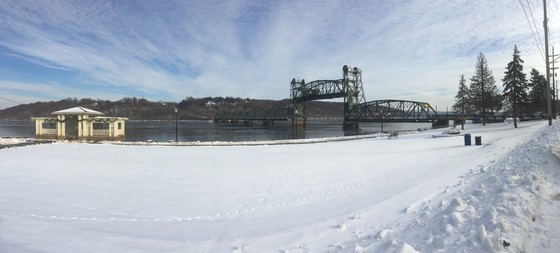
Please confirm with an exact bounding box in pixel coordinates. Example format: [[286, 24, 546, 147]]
[[0, 79, 130, 109], [1, 0, 560, 109]]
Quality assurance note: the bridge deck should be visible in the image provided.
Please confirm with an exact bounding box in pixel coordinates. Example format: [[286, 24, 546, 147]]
[[214, 108, 292, 121]]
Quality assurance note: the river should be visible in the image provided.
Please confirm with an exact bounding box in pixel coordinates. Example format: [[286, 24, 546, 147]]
[[0, 119, 433, 142]]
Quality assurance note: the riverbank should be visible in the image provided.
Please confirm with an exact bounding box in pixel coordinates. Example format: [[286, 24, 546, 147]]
[[0, 137, 54, 149]]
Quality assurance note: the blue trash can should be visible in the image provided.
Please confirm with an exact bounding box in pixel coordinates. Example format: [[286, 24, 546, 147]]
[[464, 134, 471, 146]]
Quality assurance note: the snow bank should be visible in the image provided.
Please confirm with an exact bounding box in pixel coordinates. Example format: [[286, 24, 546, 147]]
[[350, 121, 560, 253], [0, 137, 31, 145]]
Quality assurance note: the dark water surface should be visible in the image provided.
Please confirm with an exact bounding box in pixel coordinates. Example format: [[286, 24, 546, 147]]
[[0, 119, 432, 142]]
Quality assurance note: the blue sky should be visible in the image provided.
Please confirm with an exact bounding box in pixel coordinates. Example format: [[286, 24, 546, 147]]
[[1, 0, 560, 110]]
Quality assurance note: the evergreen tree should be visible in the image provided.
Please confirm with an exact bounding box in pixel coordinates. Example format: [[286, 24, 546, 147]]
[[486, 85, 504, 114], [528, 68, 547, 115], [469, 52, 501, 125], [502, 45, 528, 128], [452, 75, 469, 130]]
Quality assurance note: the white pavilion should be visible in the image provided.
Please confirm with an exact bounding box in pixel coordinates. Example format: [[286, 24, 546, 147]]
[[32, 107, 128, 141]]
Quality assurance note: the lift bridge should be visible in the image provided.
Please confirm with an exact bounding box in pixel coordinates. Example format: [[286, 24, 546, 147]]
[[291, 65, 438, 129], [214, 65, 438, 128]]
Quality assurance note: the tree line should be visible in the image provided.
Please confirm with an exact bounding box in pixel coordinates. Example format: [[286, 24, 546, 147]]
[[0, 96, 343, 120], [453, 46, 552, 129]]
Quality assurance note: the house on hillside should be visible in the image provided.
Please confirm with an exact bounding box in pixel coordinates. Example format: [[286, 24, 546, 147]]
[[32, 107, 128, 141]]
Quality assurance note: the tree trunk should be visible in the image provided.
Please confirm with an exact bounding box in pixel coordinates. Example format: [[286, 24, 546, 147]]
[[513, 98, 518, 128]]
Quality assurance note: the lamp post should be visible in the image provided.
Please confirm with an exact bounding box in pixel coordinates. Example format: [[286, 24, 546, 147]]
[[380, 110, 384, 133], [174, 107, 178, 142]]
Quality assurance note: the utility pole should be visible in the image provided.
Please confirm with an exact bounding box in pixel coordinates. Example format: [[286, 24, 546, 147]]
[[174, 107, 178, 142], [551, 47, 559, 116], [544, 0, 553, 126]]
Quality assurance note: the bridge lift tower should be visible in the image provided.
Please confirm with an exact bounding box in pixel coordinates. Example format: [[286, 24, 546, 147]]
[[291, 65, 366, 129]]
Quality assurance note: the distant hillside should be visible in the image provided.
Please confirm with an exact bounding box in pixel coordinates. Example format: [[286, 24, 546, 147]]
[[0, 97, 344, 120]]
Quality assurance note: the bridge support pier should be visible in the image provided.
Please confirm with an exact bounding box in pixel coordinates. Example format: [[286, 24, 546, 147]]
[[343, 121, 359, 130], [263, 120, 275, 127], [292, 118, 306, 128], [292, 127, 305, 139]]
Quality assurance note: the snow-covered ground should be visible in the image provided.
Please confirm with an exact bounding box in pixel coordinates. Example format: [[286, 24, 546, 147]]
[[1, 121, 559, 253]]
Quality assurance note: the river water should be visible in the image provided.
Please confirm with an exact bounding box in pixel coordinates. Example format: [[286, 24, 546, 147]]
[[0, 119, 432, 142]]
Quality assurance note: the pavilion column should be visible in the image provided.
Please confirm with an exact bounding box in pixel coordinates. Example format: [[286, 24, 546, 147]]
[[85, 117, 92, 137], [78, 115, 83, 138], [57, 115, 65, 138], [35, 120, 41, 135]]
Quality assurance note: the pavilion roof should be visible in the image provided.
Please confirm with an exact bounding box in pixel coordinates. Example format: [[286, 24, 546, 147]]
[[52, 107, 105, 116]]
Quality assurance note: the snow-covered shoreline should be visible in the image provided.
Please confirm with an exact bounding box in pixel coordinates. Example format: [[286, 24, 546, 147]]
[[105, 133, 383, 146], [0, 137, 33, 146], [1, 120, 559, 252], [0, 132, 388, 147]]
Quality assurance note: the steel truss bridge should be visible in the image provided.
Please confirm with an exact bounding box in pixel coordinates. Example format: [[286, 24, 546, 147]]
[[346, 99, 437, 123], [291, 65, 438, 128], [214, 65, 439, 128], [214, 108, 292, 122]]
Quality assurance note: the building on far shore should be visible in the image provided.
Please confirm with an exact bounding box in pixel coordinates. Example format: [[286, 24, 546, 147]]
[[32, 107, 128, 141]]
